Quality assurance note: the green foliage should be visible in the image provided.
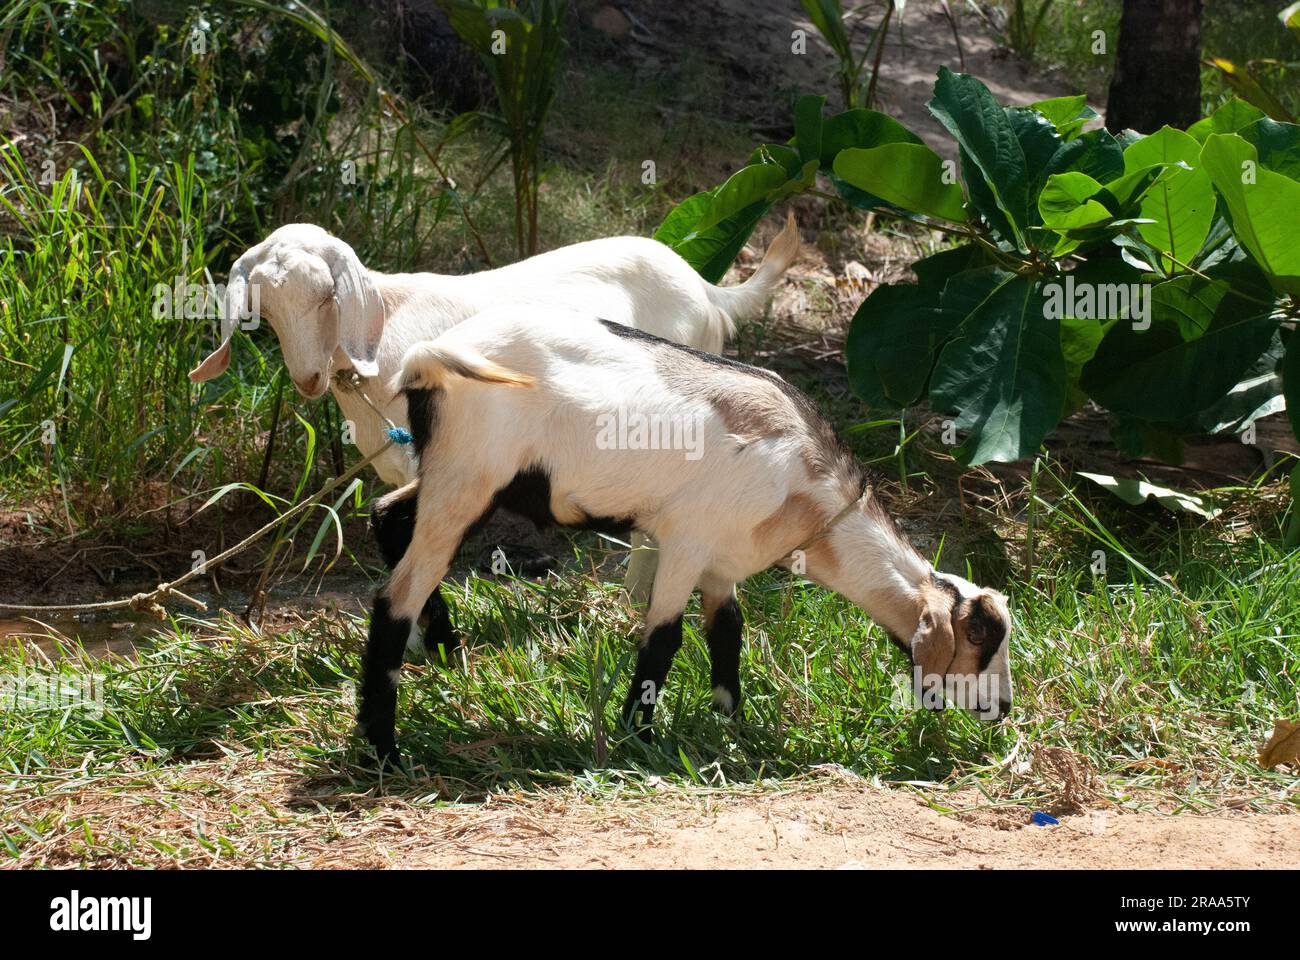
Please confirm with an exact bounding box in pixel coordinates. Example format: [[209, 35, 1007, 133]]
[[0, 1, 496, 517], [4, 481, 1299, 863], [655, 70, 1300, 472], [441, 0, 568, 257], [996, 0, 1058, 63], [798, 0, 896, 110]]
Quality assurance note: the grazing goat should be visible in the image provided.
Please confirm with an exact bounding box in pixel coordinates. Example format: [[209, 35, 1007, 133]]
[[358, 309, 1013, 763], [189, 220, 800, 627]]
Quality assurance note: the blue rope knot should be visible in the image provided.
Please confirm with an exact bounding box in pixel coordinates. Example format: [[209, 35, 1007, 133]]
[[387, 427, 414, 446]]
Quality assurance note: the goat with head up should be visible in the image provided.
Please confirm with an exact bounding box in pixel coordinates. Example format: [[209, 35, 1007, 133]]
[[190, 218, 802, 652]]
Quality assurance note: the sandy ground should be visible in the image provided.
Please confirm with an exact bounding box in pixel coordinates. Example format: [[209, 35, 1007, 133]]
[[619, 0, 1075, 159], [384, 783, 1300, 870], [8, 756, 1296, 869]]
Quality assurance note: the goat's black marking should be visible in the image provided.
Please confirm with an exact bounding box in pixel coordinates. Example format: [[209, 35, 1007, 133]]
[[466, 464, 637, 541], [967, 593, 1007, 672], [356, 593, 409, 765], [931, 572, 1006, 672], [371, 486, 418, 568], [705, 597, 744, 716], [404, 386, 442, 460], [621, 615, 684, 742]]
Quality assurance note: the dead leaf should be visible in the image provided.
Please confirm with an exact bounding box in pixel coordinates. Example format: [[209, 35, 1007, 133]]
[[1257, 719, 1300, 770]]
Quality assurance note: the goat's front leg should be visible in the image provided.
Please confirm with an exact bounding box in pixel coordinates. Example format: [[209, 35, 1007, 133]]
[[623, 532, 659, 607], [700, 582, 743, 717], [621, 544, 706, 741]]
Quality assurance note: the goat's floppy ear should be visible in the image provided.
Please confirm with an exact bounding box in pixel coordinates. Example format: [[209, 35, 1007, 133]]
[[910, 582, 956, 696], [189, 242, 259, 382], [323, 237, 384, 379]]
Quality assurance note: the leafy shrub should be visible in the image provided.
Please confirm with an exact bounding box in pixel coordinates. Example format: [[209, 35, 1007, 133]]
[[441, 0, 568, 257], [654, 68, 1300, 473]]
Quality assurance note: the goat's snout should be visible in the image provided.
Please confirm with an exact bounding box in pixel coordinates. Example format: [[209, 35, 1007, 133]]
[[293, 372, 325, 398]]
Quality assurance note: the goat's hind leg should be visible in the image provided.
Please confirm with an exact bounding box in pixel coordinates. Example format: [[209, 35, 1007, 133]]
[[358, 481, 490, 765]]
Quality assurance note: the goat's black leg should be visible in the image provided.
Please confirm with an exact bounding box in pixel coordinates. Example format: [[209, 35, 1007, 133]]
[[418, 590, 458, 661], [356, 593, 409, 766], [704, 594, 744, 717], [371, 482, 459, 661], [621, 615, 684, 742]]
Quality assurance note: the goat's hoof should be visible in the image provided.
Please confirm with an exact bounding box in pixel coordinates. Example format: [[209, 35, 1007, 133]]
[[710, 685, 741, 717]]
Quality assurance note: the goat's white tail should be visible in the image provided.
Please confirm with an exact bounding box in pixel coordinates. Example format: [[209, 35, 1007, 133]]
[[702, 211, 800, 340], [400, 341, 535, 391]]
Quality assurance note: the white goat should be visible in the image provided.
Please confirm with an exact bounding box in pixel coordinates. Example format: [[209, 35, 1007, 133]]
[[189, 219, 799, 488], [189, 219, 800, 638], [358, 308, 1013, 763]]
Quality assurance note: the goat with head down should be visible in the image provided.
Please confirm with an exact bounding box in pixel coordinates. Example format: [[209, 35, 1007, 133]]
[[190, 219, 801, 647]]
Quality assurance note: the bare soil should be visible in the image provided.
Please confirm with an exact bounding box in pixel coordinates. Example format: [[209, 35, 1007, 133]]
[[9, 757, 1296, 869]]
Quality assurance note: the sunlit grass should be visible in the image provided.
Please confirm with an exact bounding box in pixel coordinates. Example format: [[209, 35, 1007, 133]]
[[3, 467, 1296, 863]]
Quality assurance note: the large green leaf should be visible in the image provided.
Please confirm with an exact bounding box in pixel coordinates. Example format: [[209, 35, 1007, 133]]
[[1192, 331, 1286, 434], [929, 269, 1066, 464], [1041, 128, 1125, 183], [654, 153, 802, 282], [1081, 275, 1278, 419], [1200, 134, 1300, 293], [911, 243, 988, 287], [794, 94, 826, 166], [693, 162, 790, 234], [817, 109, 924, 167], [654, 191, 771, 283], [833, 143, 968, 222], [1238, 117, 1300, 181], [845, 283, 959, 408], [1121, 126, 1215, 272], [816, 109, 928, 209], [1078, 472, 1222, 519], [1007, 106, 1066, 203], [1028, 95, 1098, 142], [1053, 260, 1140, 414], [1039, 172, 1113, 230], [928, 67, 1030, 249], [1186, 97, 1269, 142]]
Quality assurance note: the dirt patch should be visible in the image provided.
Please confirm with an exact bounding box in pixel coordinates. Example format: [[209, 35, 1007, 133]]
[[617, 0, 1077, 157], [391, 781, 1300, 870], [8, 757, 1296, 868]]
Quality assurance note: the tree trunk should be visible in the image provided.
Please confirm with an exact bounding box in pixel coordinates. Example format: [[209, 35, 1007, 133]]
[[1105, 0, 1204, 133]]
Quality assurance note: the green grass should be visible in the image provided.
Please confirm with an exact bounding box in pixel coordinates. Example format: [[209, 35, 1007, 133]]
[[3, 459, 1297, 864]]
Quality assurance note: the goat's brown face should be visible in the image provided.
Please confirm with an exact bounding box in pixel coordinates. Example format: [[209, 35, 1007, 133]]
[[908, 573, 1012, 720]]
